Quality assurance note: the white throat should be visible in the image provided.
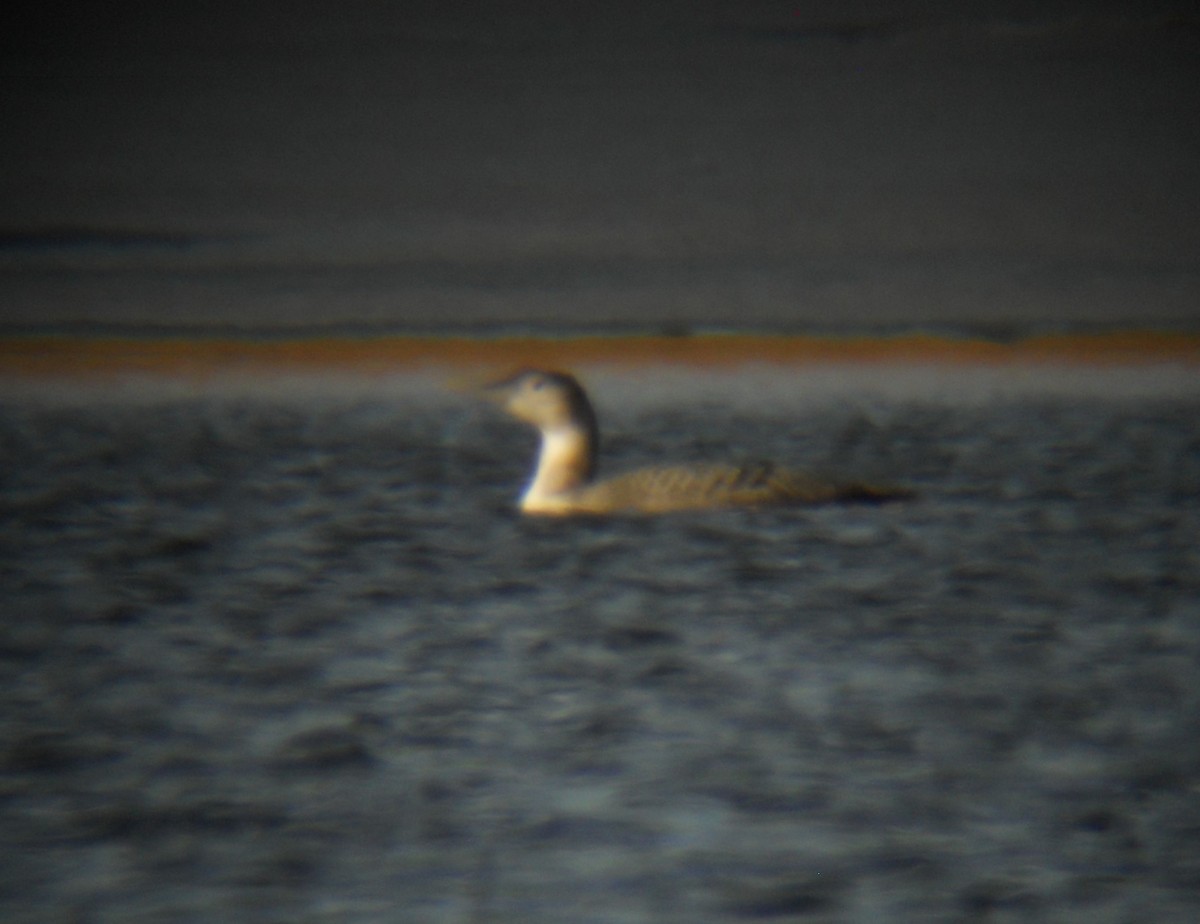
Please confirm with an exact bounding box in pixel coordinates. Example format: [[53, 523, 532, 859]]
[[520, 423, 594, 511]]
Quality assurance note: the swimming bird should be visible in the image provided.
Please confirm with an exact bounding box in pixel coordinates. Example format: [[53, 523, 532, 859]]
[[484, 368, 911, 516]]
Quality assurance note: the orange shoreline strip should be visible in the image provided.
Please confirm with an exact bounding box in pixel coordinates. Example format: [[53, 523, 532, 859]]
[[1, 331, 1199, 379]]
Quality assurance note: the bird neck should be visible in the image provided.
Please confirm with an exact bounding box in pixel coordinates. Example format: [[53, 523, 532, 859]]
[[522, 423, 596, 508]]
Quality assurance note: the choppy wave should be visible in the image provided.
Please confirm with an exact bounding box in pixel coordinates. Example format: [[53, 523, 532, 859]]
[[2, 377, 1198, 921]]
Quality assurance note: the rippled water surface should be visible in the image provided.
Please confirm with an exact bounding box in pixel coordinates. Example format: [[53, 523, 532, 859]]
[[2, 370, 1199, 922]]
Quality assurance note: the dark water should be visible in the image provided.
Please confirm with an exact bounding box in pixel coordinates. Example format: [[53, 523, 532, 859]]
[[2, 373, 1199, 922], [4, 3, 1199, 335]]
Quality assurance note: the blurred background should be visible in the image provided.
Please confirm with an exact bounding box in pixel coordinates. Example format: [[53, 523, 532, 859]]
[[4, 6, 1200, 921], [3, 0, 1198, 338]]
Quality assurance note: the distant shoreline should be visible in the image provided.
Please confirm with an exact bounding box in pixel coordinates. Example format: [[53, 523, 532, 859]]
[[2, 331, 1198, 381]]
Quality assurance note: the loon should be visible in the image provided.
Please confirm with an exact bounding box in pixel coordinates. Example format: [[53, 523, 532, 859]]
[[485, 368, 911, 516]]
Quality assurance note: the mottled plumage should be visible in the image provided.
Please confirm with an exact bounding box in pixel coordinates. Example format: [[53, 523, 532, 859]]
[[484, 369, 910, 516]]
